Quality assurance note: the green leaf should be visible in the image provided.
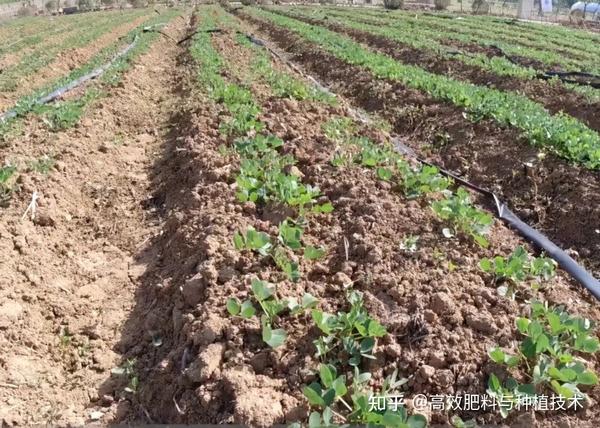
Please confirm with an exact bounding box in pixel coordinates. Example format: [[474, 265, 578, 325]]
[[376, 167, 393, 181], [407, 414, 428, 428], [550, 380, 575, 399], [233, 232, 245, 250], [521, 337, 537, 359], [546, 312, 563, 335], [322, 388, 336, 406], [302, 293, 319, 309], [304, 383, 325, 407], [240, 300, 256, 319], [262, 300, 285, 319], [308, 411, 321, 427], [332, 375, 347, 397], [528, 321, 543, 340], [262, 320, 286, 348], [312, 310, 335, 335], [488, 373, 501, 392], [535, 333, 550, 353], [313, 202, 334, 214], [319, 364, 335, 388], [382, 412, 405, 427], [474, 234, 489, 248], [322, 406, 333, 425], [583, 337, 600, 353], [515, 317, 530, 335], [278, 219, 303, 250], [226, 298, 240, 316], [360, 337, 375, 355], [578, 370, 598, 385], [479, 258, 492, 272], [505, 355, 521, 368], [304, 245, 326, 260], [367, 319, 387, 337], [489, 347, 505, 364], [516, 383, 536, 396], [251, 279, 274, 301]]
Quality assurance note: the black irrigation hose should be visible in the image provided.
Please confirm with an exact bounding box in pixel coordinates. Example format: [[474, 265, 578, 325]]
[[391, 139, 600, 299], [488, 44, 600, 88], [538, 71, 600, 88], [242, 32, 600, 300], [176, 28, 223, 45], [0, 35, 140, 124]]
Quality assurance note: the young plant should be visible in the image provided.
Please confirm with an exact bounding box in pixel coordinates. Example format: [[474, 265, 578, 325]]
[[304, 245, 327, 260], [399, 163, 451, 199], [480, 246, 556, 298], [0, 164, 17, 205], [278, 218, 304, 250], [312, 290, 387, 367], [233, 227, 272, 256], [233, 226, 300, 282], [431, 187, 493, 247], [302, 361, 426, 427], [488, 300, 599, 417], [227, 279, 319, 348], [322, 117, 356, 143]]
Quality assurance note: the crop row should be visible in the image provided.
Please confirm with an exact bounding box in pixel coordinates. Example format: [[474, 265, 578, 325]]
[[0, 11, 180, 140], [182, 6, 600, 426], [283, 6, 537, 81], [246, 8, 600, 169], [330, 8, 600, 102], [0, 12, 99, 55], [189, 8, 452, 426], [0, 10, 149, 93], [0, 12, 102, 60], [426, 12, 600, 62], [315, 6, 600, 76]]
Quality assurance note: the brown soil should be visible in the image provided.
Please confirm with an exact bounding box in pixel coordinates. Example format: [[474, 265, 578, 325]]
[[1, 7, 600, 428], [98, 14, 600, 427], [0, 16, 186, 426], [281, 11, 600, 133], [235, 12, 600, 277], [0, 14, 151, 112]]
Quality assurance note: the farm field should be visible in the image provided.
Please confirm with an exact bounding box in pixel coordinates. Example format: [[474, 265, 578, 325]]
[[0, 3, 599, 427]]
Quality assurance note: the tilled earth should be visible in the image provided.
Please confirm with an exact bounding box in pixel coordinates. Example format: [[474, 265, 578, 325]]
[[1, 7, 600, 428], [0, 14, 186, 425], [109, 11, 600, 427], [237, 10, 600, 278]]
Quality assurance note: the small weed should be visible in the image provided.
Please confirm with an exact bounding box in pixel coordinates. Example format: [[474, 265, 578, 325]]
[[28, 154, 55, 175], [112, 358, 139, 394], [58, 327, 72, 349], [0, 164, 18, 205], [399, 235, 419, 253]]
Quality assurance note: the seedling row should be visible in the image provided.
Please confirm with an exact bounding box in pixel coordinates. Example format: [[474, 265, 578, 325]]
[[171, 6, 600, 427]]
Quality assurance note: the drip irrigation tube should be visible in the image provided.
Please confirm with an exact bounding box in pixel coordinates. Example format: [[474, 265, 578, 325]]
[[488, 44, 600, 88], [242, 31, 600, 300], [0, 34, 140, 125]]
